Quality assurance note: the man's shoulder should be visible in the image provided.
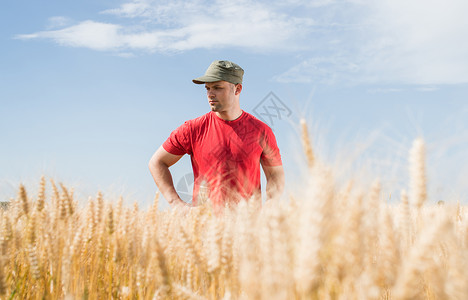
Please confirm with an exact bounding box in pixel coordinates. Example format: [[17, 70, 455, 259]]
[[242, 111, 273, 131], [175, 112, 213, 135], [184, 112, 210, 126], [185, 112, 212, 126]]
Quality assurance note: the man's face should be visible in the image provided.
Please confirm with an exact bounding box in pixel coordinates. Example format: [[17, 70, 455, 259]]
[[205, 81, 239, 113]]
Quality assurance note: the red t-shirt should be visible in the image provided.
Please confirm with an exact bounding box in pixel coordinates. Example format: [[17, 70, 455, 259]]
[[163, 111, 282, 207]]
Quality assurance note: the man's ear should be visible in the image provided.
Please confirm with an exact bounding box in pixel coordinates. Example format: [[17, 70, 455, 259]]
[[235, 84, 243, 95]]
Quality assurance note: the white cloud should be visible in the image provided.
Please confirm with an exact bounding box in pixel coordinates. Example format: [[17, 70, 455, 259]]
[[15, 0, 468, 86], [102, 1, 153, 18], [415, 86, 439, 92], [361, 0, 468, 85], [18, 0, 312, 53], [274, 56, 359, 84], [366, 88, 403, 94], [46, 16, 72, 29], [277, 0, 468, 85], [16, 21, 123, 51]]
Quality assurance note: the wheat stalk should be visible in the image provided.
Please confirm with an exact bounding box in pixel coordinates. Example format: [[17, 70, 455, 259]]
[[0, 134, 466, 299]]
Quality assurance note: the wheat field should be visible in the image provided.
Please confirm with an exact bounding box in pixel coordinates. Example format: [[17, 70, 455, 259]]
[[1, 123, 467, 299]]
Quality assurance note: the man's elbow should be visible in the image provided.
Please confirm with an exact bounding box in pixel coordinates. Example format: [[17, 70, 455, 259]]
[[266, 168, 285, 198], [273, 167, 285, 186], [148, 156, 156, 171], [148, 153, 163, 174]]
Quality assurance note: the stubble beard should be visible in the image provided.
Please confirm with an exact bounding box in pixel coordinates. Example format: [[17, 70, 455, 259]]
[[209, 103, 222, 112]]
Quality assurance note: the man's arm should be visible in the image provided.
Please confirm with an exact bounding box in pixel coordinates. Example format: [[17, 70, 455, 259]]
[[261, 163, 285, 201], [148, 146, 187, 208]]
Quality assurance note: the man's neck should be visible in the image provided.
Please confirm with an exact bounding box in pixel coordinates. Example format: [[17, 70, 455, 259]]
[[215, 108, 243, 121]]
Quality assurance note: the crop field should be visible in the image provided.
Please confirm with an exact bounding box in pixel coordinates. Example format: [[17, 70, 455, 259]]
[[1, 123, 467, 299]]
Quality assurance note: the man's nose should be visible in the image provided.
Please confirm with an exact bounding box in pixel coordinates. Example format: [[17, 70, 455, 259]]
[[207, 91, 215, 98]]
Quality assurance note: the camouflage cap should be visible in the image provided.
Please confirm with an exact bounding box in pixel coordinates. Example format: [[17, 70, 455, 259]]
[[193, 60, 244, 85]]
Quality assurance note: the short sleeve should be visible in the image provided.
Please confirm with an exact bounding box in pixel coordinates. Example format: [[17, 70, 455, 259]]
[[162, 121, 193, 155], [260, 127, 282, 166]]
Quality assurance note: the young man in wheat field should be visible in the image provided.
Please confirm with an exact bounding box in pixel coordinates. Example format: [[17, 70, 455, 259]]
[[149, 60, 284, 211]]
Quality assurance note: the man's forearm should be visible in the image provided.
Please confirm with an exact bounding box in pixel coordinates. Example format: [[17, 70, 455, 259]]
[[266, 177, 284, 200], [148, 161, 186, 208], [264, 166, 285, 201]]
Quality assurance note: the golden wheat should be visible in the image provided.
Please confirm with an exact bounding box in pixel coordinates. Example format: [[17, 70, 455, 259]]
[[0, 129, 467, 299]]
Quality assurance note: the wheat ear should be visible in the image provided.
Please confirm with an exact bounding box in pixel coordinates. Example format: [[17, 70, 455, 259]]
[[300, 119, 315, 168], [409, 138, 427, 208]]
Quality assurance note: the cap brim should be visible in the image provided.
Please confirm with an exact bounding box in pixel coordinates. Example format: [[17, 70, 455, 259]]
[[192, 75, 223, 84]]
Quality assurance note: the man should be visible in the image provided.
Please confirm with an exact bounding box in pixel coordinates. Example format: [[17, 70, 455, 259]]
[[149, 60, 284, 210]]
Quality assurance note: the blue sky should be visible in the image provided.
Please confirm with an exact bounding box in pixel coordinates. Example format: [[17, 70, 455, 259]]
[[1, 0, 467, 208]]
